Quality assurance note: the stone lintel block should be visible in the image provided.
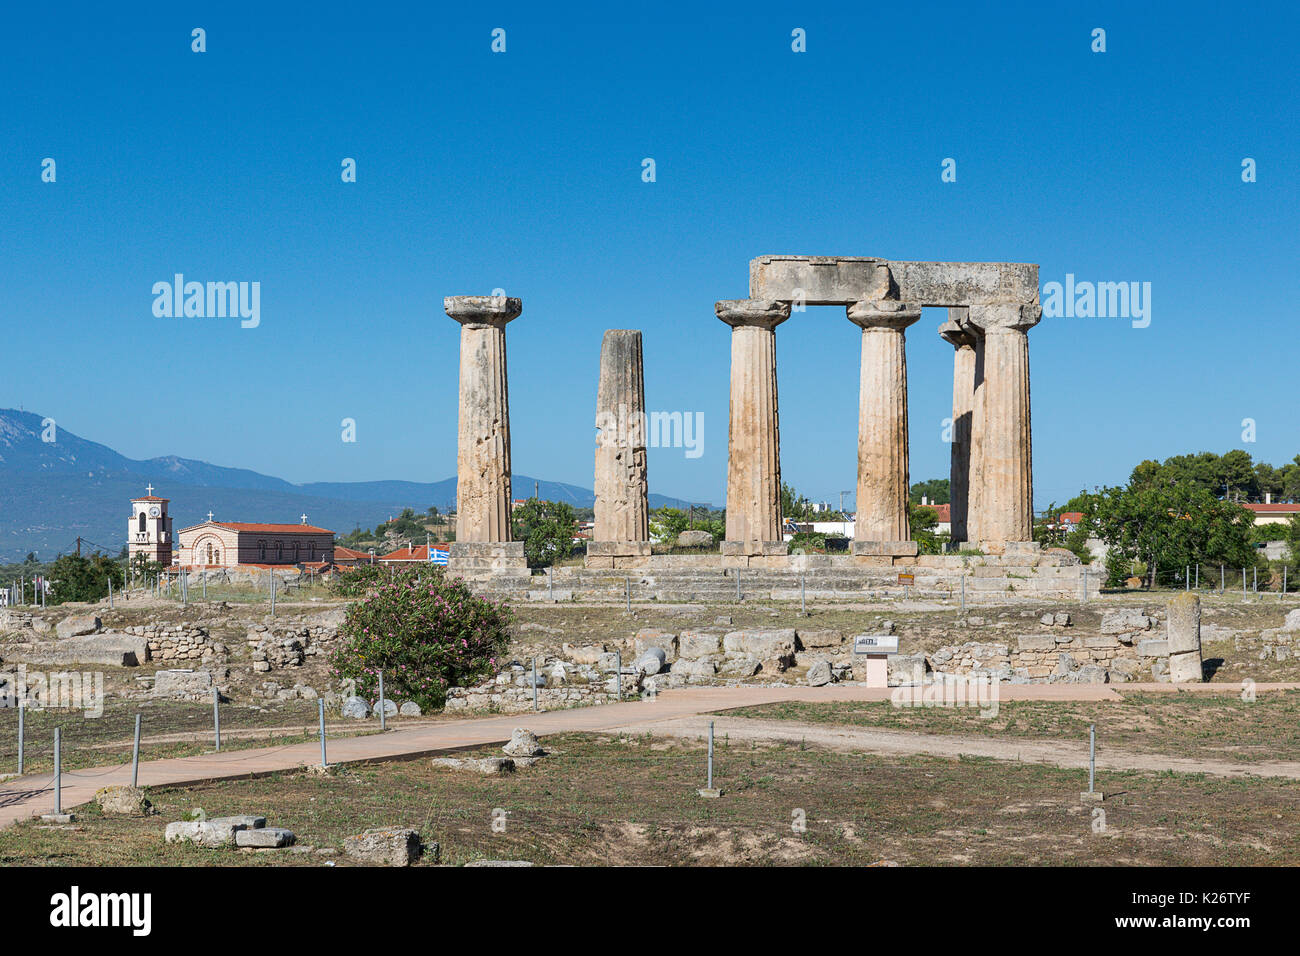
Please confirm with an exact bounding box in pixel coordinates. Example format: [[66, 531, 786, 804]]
[[889, 261, 1039, 307], [749, 255, 892, 304], [852, 540, 920, 557], [852, 555, 895, 568], [448, 542, 527, 572], [444, 295, 522, 327], [720, 540, 789, 556], [748, 257, 1039, 307], [583, 555, 614, 569], [714, 298, 791, 330], [586, 540, 653, 557]]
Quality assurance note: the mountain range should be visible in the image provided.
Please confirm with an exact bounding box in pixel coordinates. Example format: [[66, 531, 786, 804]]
[[0, 409, 699, 562]]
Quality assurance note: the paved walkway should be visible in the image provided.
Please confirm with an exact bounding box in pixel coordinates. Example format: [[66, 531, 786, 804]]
[[3, 682, 1297, 828]]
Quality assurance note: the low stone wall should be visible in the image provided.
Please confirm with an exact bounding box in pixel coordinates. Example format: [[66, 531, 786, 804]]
[[122, 623, 213, 662]]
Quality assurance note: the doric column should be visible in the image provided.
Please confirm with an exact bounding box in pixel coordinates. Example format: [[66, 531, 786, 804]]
[[965, 303, 1040, 551], [716, 299, 789, 555], [847, 299, 921, 556], [939, 308, 977, 545], [444, 296, 526, 575], [589, 329, 651, 566]]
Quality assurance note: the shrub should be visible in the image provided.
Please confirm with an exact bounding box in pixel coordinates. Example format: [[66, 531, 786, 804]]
[[330, 569, 512, 711]]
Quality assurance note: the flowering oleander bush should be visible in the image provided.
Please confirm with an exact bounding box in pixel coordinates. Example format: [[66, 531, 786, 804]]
[[330, 569, 512, 711]]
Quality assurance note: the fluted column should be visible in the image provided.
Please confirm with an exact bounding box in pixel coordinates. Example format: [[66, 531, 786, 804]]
[[939, 308, 977, 545], [966, 303, 1040, 550], [848, 299, 921, 556], [717, 299, 789, 555], [589, 329, 651, 565], [446, 295, 520, 544]]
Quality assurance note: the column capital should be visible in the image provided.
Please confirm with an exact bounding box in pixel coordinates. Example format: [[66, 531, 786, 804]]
[[938, 316, 977, 349], [445, 295, 522, 327], [715, 299, 790, 330], [966, 303, 1041, 334], [847, 299, 921, 332]]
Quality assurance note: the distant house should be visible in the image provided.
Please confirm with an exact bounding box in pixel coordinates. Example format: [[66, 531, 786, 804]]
[[177, 519, 333, 568], [377, 543, 450, 564], [1244, 502, 1300, 526], [1057, 512, 1085, 531], [332, 545, 373, 567], [916, 501, 951, 535]]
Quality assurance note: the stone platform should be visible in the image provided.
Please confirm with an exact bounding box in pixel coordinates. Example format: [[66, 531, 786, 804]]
[[460, 551, 1101, 603]]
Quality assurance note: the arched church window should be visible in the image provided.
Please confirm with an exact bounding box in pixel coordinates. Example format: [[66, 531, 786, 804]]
[[138, 512, 146, 533]]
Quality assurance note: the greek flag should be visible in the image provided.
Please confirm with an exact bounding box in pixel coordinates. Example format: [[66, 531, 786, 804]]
[[430, 547, 449, 566]]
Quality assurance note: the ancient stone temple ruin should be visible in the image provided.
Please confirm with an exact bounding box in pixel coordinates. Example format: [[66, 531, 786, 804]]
[[444, 255, 1081, 600]]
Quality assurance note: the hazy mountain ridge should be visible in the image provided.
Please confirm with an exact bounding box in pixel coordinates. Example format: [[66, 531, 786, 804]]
[[0, 409, 699, 561]]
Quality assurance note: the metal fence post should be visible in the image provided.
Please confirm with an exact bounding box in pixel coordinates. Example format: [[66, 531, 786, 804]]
[[615, 649, 622, 701], [270, 571, 276, 616], [961, 572, 967, 613], [625, 576, 631, 614], [17, 704, 24, 776], [378, 670, 386, 731], [1243, 568, 1247, 598], [1089, 724, 1096, 795], [532, 657, 539, 712], [131, 713, 142, 788], [1185, 565, 1189, 591], [801, 573, 806, 615], [1220, 565, 1225, 594], [318, 698, 328, 768], [735, 571, 741, 603], [707, 720, 715, 790], [54, 727, 62, 814], [212, 687, 221, 751]]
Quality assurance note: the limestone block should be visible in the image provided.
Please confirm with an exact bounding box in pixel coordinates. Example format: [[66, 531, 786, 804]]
[[677, 630, 723, 658], [56, 615, 101, 639], [343, 827, 424, 866], [722, 629, 796, 658]]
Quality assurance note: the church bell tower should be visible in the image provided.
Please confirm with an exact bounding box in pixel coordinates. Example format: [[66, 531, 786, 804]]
[[128, 485, 174, 565]]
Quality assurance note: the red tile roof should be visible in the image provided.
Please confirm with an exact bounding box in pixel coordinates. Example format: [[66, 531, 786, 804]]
[[917, 502, 951, 523], [333, 546, 371, 560], [1245, 503, 1300, 513], [379, 544, 450, 562], [1059, 512, 1085, 523], [212, 522, 334, 534]]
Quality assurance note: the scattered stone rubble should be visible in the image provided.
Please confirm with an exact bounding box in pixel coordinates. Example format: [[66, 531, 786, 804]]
[[165, 813, 296, 849]]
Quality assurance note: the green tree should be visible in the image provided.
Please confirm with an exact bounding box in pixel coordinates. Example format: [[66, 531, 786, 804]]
[[907, 501, 947, 555], [1091, 481, 1256, 587], [909, 478, 951, 505], [511, 498, 578, 568], [48, 553, 124, 605]]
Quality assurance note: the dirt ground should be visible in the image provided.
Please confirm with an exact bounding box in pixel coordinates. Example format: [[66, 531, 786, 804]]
[[2, 731, 1297, 866]]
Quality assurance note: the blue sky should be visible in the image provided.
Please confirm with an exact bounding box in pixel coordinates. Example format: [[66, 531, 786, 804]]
[[2, 1, 1296, 511]]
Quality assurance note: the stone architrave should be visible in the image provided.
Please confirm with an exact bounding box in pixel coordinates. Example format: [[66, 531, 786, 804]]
[[716, 299, 790, 556], [1166, 593, 1204, 683], [589, 329, 651, 565], [444, 295, 527, 574], [965, 303, 1040, 551], [939, 308, 977, 545], [848, 299, 921, 557]]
